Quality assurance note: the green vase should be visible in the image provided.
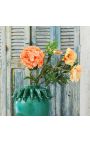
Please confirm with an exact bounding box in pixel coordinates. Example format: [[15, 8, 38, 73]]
[[14, 85, 51, 116]]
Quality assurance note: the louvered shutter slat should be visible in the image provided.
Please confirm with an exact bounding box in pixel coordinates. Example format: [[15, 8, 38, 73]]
[[60, 26, 75, 52], [35, 26, 51, 49], [11, 26, 26, 58]]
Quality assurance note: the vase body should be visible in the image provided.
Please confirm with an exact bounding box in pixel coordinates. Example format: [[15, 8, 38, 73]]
[[14, 86, 50, 116]]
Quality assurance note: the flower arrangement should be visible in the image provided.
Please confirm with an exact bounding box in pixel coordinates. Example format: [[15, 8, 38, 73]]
[[14, 41, 81, 101], [13, 41, 81, 116], [20, 41, 81, 85]]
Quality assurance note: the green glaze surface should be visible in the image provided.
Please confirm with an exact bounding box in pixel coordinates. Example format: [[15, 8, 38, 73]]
[[14, 98, 49, 116]]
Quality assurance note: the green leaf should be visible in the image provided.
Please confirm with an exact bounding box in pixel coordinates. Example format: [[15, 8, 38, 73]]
[[23, 87, 30, 101], [20, 89, 25, 99], [16, 88, 25, 101], [24, 76, 31, 80], [45, 41, 58, 55], [34, 88, 42, 100], [40, 89, 49, 99], [29, 87, 34, 100], [13, 90, 18, 100]]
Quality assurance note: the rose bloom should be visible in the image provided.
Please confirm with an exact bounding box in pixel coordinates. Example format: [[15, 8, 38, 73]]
[[63, 48, 77, 66], [70, 65, 81, 82], [20, 46, 45, 69]]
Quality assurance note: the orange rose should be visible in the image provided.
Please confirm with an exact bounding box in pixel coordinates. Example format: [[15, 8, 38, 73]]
[[63, 48, 77, 66], [70, 65, 81, 82], [20, 46, 45, 69]]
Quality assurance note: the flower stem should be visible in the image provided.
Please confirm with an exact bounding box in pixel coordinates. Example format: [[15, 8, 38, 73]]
[[36, 54, 52, 84]]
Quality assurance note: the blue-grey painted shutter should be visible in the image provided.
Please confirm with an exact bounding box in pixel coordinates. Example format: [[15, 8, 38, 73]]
[[32, 26, 80, 116], [5, 26, 79, 116], [61, 26, 75, 50], [60, 26, 80, 116], [32, 26, 51, 47], [6, 26, 30, 115], [32, 26, 56, 115]]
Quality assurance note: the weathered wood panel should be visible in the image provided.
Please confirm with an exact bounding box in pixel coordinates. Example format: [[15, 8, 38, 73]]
[[0, 26, 80, 116], [60, 26, 80, 116], [1, 27, 7, 116], [6, 26, 30, 115], [61, 82, 79, 116], [49, 27, 56, 115], [31, 26, 80, 116], [6, 27, 12, 115], [80, 27, 90, 115], [0, 27, 3, 115], [0, 69, 1, 115], [32, 26, 56, 115], [55, 27, 61, 116]]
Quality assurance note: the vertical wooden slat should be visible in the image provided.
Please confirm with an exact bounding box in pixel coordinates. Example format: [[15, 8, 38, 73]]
[[49, 26, 56, 116], [1, 26, 7, 115], [72, 27, 80, 115], [77, 82, 80, 115], [61, 84, 73, 116], [55, 27, 61, 116], [61, 85, 65, 115], [32, 26, 36, 45], [0, 69, 1, 115], [74, 27, 80, 54], [6, 27, 12, 115], [80, 27, 90, 115], [0, 27, 2, 115], [24, 27, 30, 86], [14, 69, 24, 90], [72, 82, 80, 116], [55, 83, 61, 115], [24, 27, 30, 46]]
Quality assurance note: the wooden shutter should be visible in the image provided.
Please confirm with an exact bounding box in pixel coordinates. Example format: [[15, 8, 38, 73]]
[[0, 26, 80, 116], [32, 26, 80, 116], [32, 26, 56, 115], [3, 26, 79, 116], [32, 26, 51, 47], [61, 26, 75, 50], [60, 26, 80, 116], [6, 26, 30, 115]]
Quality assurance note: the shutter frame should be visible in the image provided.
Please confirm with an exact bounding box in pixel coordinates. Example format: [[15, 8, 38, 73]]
[[60, 26, 80, 116], [6, 26, 30, 115]]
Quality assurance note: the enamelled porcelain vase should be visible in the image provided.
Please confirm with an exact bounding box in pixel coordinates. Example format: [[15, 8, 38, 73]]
[[14, 85, 51, 116]]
